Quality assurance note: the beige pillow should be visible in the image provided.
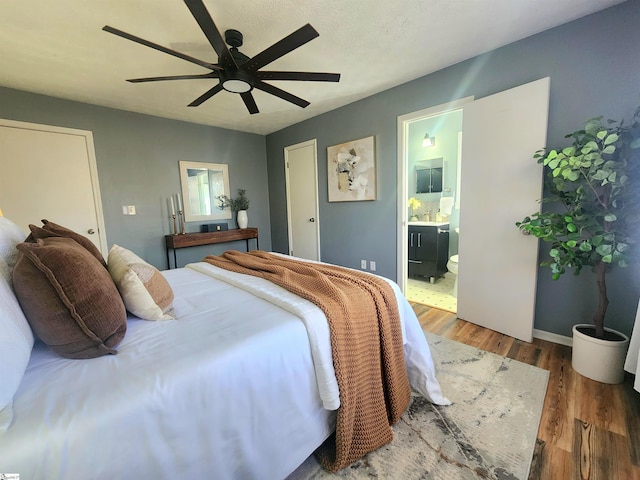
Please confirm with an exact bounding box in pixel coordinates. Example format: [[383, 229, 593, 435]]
[[13, 237, 126, 359], [108, 244, 175, 321]]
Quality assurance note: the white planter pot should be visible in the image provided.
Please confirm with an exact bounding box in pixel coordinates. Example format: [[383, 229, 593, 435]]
[[237, 210, 248, 229], [571, 324, 629, 384]]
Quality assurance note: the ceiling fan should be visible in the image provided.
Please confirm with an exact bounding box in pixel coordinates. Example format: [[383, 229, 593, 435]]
[[103, 0, 340, 114]]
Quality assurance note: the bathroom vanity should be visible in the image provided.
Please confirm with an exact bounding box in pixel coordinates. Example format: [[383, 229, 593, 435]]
[[408, 222, 449, 282]]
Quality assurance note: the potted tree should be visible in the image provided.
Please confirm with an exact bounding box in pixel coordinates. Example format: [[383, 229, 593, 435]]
[[516, 107, 640, 383], [218, 188, 250, 229]]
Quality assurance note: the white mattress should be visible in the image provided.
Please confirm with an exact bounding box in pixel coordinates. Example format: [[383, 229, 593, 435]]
[[0, 261, 448, 480]]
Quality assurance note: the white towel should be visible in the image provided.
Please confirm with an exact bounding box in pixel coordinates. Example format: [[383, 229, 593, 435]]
[[440, 196, 454, 216]]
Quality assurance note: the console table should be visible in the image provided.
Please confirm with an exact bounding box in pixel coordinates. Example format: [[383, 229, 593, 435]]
[[165, 228, 259, 269]]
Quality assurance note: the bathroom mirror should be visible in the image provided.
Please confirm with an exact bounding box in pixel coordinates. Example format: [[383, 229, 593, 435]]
[[179, 161, 231, 222], [415, 158, 444, 194]]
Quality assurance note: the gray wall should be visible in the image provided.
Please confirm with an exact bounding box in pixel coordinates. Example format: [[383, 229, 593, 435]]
[[0, 87, 270, 269], [265, 0, 640, 338]]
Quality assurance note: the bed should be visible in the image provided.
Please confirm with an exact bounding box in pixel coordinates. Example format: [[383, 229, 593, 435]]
[[0, 215, 449, 480]]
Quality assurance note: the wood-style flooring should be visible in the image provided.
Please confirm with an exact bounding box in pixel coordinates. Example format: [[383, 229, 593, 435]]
[[411, 302, 640, 480]]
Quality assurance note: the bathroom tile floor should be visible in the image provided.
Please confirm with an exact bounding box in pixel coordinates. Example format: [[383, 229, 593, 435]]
[[406, 274, 457, 313]]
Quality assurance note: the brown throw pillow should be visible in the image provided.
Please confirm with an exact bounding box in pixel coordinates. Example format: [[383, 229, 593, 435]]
[[12, 236, 126, 359], [29, 220, 107, 268]]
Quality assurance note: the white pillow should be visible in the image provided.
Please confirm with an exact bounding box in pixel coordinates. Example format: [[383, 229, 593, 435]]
[[108, 244, 176, 321], [0, 272, 35, 430], [0, 216, 26, 286], [0, 215, 33, 429]]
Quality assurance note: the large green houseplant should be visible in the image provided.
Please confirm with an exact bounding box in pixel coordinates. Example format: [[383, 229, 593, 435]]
[[516, 107, 640, 382]]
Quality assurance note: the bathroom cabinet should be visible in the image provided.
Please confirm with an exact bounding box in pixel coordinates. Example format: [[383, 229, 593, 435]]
[[408, 224, 449, 281]]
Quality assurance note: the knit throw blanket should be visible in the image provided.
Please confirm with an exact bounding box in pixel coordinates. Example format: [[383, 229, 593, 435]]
[[202, 251, 411, 472]]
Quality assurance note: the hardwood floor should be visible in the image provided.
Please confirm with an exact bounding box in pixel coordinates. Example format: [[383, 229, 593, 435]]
[[411, 302, 640, 480]]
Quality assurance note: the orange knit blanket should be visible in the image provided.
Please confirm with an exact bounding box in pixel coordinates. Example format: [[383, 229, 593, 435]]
[[202, 251, 411, 472]]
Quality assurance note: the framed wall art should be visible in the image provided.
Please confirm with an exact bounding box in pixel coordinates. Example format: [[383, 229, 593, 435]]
[[327, 135, 376, 202]]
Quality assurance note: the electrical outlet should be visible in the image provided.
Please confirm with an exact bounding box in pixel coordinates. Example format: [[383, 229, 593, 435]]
[[370, 261, 376, 272], [127, 205, 136, 215], [361, 259, 367, 269]]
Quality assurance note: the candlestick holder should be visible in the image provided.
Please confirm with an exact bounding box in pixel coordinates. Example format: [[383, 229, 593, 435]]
[[172, 214, 178, 235], [178, 210, 186, 234]]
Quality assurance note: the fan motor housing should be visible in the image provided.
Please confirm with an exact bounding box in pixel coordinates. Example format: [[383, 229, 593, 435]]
[[224, 29, 243, 48]]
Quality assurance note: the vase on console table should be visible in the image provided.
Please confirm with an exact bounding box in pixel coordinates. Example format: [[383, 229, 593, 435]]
[[237, 210, 248, 229]]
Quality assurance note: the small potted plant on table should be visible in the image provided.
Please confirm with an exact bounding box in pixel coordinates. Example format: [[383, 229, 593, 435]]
[[219, 188, 250, 229]]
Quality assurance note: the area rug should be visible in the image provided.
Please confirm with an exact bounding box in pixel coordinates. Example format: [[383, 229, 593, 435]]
[[287, 332, 549, 480]]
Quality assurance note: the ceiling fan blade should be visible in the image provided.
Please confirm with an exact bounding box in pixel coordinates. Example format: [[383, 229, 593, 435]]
[[254, 80, 309, 108], [103, 25, 220, 71], [183, 0, 238, 70], [127, 73, 219, 83], [255, 71, 340, 82], [240, 92, 259, 115], [243, 24, 319, 72], [188, 84, 224, 106]]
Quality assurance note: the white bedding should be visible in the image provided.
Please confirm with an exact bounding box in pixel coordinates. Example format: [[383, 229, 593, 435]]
[[187, 260, 449, 409], [0, 261, 448, 480]]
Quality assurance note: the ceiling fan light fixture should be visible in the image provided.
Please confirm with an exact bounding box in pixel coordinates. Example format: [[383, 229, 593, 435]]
[[220, 70, 254, 93], [222, 79, 252, 93]]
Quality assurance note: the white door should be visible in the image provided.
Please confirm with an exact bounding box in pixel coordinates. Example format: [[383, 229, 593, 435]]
[[457, 77, 550, 342], [0, 119, 107, 255], [284, 139, 320, 260]]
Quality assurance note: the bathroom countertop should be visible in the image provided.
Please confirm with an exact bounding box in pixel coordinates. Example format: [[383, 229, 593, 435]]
[[407, 221, 450, 227]]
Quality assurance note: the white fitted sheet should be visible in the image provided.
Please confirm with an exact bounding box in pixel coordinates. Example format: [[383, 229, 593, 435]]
[[0, 261, 448, 480]]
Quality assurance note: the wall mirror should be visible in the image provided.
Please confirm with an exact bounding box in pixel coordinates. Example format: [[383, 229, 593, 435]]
[[415, 158, 444, 194], [179, 161, 231, 222]]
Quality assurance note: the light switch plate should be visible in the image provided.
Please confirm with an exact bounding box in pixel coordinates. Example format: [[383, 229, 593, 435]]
[[122, 205, 136, 215]]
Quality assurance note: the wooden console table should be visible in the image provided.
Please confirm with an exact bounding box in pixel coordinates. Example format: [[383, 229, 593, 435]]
[[165, 228, 259, 269]]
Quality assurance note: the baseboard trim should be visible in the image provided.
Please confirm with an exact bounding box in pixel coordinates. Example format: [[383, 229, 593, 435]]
[[533, 329, 572, 347]]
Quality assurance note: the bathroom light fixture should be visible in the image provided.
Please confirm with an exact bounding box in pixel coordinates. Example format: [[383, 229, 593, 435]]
[[422, 133, 435, 147]]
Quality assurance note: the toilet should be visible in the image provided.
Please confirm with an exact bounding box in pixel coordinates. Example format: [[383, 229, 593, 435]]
[[447, 226, 460, 297], [447, 254, 459, 297]]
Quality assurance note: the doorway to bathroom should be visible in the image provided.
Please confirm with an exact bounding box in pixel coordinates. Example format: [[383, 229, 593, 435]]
[[397, 78, 550, 342], [397, 99, 468, 313]]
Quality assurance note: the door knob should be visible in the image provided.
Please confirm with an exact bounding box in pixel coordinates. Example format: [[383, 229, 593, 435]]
[[87, 229, 95, 235], [309, 218, 315, 222]]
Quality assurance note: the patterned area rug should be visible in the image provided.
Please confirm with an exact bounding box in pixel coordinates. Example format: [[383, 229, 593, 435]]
[[288, 333, 549, 480]]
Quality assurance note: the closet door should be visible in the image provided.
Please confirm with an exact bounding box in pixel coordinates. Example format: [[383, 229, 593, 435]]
[[285, 139, 320, 261], [0, 119, 107, 255], [457, 78, 550, 342]]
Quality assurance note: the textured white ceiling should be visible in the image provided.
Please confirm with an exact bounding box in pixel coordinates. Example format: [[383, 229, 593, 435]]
[[0, 0, 624, 135]]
